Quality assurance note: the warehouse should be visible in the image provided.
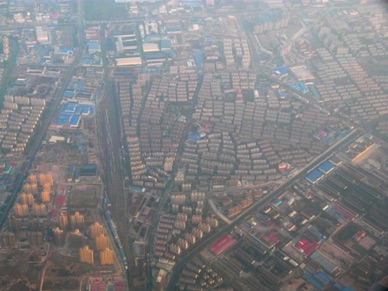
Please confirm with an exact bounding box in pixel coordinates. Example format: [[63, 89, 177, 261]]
[[318, 161, 335, 174], [306, 169, 324, 184], [210, 234, 236, 255]]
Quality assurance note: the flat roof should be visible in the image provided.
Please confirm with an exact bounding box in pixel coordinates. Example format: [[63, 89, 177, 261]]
[[70, 115, 81, 126], [310, 251, 338, 273], [306, 169, 324, 183], [210, 234, 236, 255], [318, 161, 334, 174]]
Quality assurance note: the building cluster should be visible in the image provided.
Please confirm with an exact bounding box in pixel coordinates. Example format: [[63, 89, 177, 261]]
[[177, 256, 223, 290], [56, 212, 115, 266], [0, 35, 10, 63], [56, 102, 95, 129], [118, 72, 200, 189], [0, 96, 45, 153], [175, 71, 349, 190], [83, 26, 102, 67], [151, 190, 219, 264], [178, 142, 387, 290], [0, 1, 131, 289], [214, 188, 267, 218], [9, 2, 78, 66], [88, 277, 125, 291], [2, 173, 53, 249], [309, 6, 388, 123], [223, 38, 251, 69], [138, 19, 172, 55], [253, 10, 290, 33], [113, 26, 142, 66]]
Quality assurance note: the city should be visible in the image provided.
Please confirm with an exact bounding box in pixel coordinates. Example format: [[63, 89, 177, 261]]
[[0, 0, 387, 290]]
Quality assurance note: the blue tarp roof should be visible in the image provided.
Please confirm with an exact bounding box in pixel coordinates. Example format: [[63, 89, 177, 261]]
[[59, 47, 73, 54], [188, 133, 200, 141], [57, 117, 69, 125], [81, 106, 90, 115], [57, 103, 95, 127], [193, 52, 203, 68], [144, 52, 165, 59], [87, 41, 101, 51], [272, 199, 283, 207], [303, 272, 324, 290], [83, 58, 93, 65], [323, 136, 334, 144], [160, 39, 171, 49], [63, 102, 77, 113], [337, 132, 348, 139], [70, 115, 81, 126], [166, 26, 181, 33], [274, 67, 288, 75], [77, 80, 85, 92], [81, 164, 98, 170], [288, 82, 309, 94], [306, 169, 324, 183], [314, 271, 333, 286], [318, 161, 334, 174], [75, 106, 82, 114], [63, 90, 75, 98]]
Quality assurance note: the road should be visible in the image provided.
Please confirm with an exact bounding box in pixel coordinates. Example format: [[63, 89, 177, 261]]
[[208, 198, 232, 224], [166, 128, 361, 290]]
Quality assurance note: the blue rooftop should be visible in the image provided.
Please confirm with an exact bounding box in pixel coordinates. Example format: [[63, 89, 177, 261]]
[[81, 164, 98, 170], [83, 58, 93, 65], [70, 115, 81, 126], [81, 106, 90, 115], [57, 102, 95, 127], [160, 39, 171, 49], [274, 67, 288, 75], [144, 52, 165, 59], [59, 47, 73, 54], [318, 161, 334, 174], [166, 26, 181, 33], [323, 136, 334, 144], [63, 102, 78, 113], [188, 133, 200, 141], [306, 169, 324, 183], [272, 199, 283, 207], [288, 82, 309, 94], [63, 90, 75, 98], [193, 52, 203, 68], [75, 106, 82, 114], [87, 41, 101, 51]]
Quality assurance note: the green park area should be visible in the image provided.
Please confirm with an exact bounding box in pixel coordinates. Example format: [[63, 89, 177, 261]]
[[337, 224, 358, 241]]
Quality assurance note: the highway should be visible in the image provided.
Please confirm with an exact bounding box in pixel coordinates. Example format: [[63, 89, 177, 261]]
[[0, 27, 85, 230], [166, 128, 361, 290]]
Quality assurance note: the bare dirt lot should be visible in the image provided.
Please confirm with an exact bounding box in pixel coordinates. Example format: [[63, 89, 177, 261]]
[[69, 184, 100, 209]]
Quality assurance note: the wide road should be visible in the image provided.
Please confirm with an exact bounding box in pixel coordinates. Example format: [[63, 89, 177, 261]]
[[166, 128, 362, 290], [0, 33, 85, 230]]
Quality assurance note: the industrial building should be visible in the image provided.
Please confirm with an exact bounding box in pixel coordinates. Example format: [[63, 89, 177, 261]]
[[56, 102, 95, 128]]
